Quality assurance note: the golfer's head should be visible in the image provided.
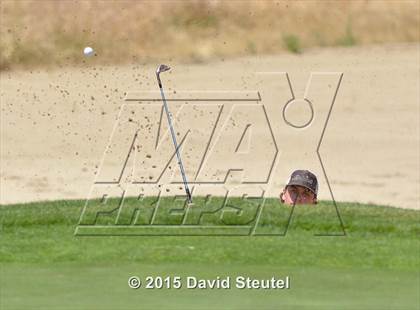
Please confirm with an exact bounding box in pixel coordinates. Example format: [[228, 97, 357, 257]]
[[281, 170, 318, 205]]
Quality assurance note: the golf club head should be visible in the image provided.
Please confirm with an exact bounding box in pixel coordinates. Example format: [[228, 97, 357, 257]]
[[156, 64, 171, 75]]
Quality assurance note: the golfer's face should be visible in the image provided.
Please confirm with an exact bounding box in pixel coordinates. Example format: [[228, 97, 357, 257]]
[[283, 185, 316, 205]]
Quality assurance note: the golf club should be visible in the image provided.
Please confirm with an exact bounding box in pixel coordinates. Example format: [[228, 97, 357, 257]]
[[156, 64, 192, 203]]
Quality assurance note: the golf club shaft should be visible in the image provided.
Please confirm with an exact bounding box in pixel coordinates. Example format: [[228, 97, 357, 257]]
[[157, 74, 192, 203]]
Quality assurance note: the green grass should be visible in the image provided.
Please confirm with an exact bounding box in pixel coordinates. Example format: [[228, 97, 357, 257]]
[[1, 198, 419, 309], [282, 35, 302, 54], [336, 20, 357, 47]]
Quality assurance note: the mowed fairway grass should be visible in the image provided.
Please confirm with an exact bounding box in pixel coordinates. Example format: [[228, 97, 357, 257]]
[[1, 198, 419, 310]]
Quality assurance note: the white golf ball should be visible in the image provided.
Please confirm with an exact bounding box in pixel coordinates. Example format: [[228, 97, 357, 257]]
[[83, 46, 94, 56]]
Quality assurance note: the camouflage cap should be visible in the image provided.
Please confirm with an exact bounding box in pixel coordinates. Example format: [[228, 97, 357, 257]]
[[286, 170, 318, 196]]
